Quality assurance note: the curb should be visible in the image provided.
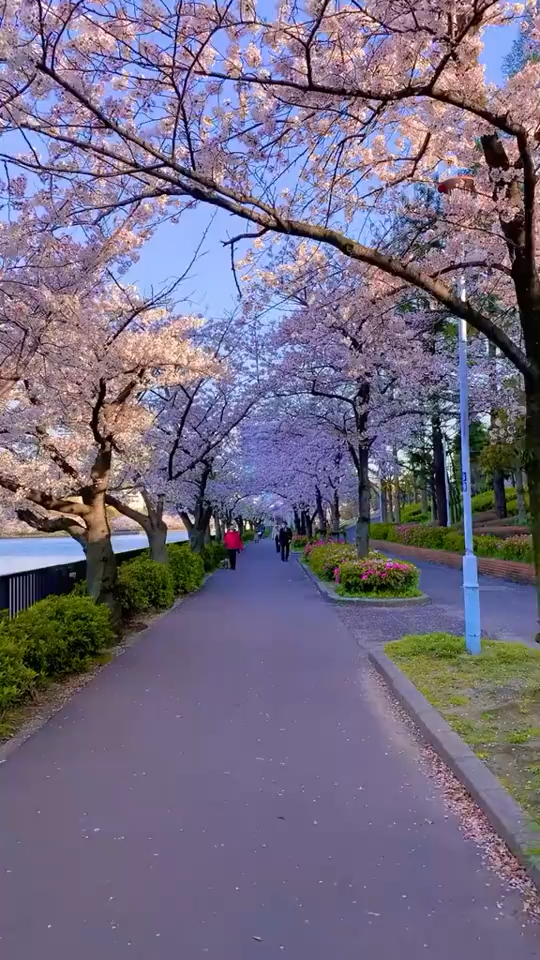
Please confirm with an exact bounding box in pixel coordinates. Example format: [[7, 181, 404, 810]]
[[297, 557, 430, 606], [369, 647, 540, 891]]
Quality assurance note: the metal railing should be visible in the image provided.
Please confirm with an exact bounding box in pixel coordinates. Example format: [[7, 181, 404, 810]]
[[0, 548, 147, 618]]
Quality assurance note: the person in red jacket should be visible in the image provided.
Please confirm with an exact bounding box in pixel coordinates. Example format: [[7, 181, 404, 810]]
[[223, 527, 243, 570]]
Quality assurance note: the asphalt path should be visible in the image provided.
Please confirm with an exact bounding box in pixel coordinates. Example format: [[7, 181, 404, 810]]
[[1, 543, 538, 958]]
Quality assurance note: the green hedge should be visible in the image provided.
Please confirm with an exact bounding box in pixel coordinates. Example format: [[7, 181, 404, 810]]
[[401, 503, 429, 523], [370, 522, 533, 564], [470, 487, 525, 516], [117, 556, 175, 616], [0, 595, 115, 718], [0, 543, 213, 731], [200, 540, 227, 572], [167, 543, 205, 594]]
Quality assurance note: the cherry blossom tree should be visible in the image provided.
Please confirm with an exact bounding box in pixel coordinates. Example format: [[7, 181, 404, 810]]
[[0, 248, 208, 613], [4, 3, 540, 595]]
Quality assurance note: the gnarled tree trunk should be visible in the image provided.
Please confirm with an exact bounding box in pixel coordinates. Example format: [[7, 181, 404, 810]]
[[515, 469, 527, 524], [315, 487, 326, 536], [355, 444, 370, 558], [106, 491, 168, 563], [432, 415, 448, 527], [330, 490, 340, 537]]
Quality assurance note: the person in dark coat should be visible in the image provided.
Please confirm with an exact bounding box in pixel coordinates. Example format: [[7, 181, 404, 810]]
[[279, 524, 292, 562]]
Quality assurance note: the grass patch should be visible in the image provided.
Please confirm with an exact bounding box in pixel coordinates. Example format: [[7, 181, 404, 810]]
[[385, 633, 540, 825]]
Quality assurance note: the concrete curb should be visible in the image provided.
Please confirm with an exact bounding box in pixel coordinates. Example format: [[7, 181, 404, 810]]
[[369, 647, 540, 890], [297, 557, 430, 606]]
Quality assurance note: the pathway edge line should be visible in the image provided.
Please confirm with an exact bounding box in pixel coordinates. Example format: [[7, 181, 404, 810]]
[[369, 647, 540, 891]]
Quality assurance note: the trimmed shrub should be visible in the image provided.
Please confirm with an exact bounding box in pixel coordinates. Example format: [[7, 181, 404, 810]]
[[369, 522, 393, 540], [292, 535, 311, 550], [442, 531, 465, 553], [167, 543, 204, 594], [498, 535, 533, 563], [307, 542, 357, 579], [0, 637, 36, 713], [2, 595, 114, 681], [201, 540, 227, 572], [473, 534, 502, 557], [401, 503, 429, 523], [471, 487, 520, 516], [117, 556, 175, 616], [336, 557, 419, 596], [242, 530, 255, 542]]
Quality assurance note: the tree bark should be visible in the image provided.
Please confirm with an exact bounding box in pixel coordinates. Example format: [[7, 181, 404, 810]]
[[525, 381, 540, 637], [492, 470, 508, 520], [85, 495, 119, 619], [515, 468, 527, 524], [330, 490, 340, 537], [355, 444, 370, 558], [432, 415, 448, 527], [106, 493, 168, 563], [315, 487, 327, 536], [381, 480, 389, 522]]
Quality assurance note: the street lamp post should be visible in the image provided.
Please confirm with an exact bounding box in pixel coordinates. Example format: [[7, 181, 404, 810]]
[[457, 275, 481, 654], [437, 175, 481, 654]]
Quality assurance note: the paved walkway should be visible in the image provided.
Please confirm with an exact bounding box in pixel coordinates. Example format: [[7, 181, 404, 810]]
[[385, 546, 538, 644], [1, 544, 539, 958]]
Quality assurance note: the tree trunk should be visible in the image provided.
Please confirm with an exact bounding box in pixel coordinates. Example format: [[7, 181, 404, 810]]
[[525, 381, 540, 638], [493, 471, 507, 520], [381, 481, 388, 522], [330, 490, 340, 537], [394, 477, 401, 523], [432, 415, 448, 527], [315, 487, 326, 536], [515, 468, 527, 524], [293, 508, 301, 534], [85, 496, 119, 621], [421, 483, 429, 516], [387, 481, 394, 522], [236, 515, 244, 538], [355, 445, 370, 558], [147, 522, 168, 563]]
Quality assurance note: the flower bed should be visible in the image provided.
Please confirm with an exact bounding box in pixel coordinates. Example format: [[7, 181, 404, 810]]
[[304, 540, 357, 579], [303, 539, 419, 598], [335, 557, 420, 598], [370, 523, 533, 564], [292, 534, 312, 551]]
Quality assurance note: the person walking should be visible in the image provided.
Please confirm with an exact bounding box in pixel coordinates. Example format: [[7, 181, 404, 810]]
[[223, 526, 243, 570], [279, 523, 292, 562], [272, 521, 280, 554]]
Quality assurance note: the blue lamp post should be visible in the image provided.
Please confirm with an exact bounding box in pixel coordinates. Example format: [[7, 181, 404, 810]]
[[438, 176, 481, 654], [457, 275, 481, 654]]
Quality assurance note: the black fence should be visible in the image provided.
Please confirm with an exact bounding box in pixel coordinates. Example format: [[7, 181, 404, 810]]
[[0, 548, 147, 618]]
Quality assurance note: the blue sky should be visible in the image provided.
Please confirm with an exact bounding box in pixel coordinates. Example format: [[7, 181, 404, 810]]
[[131, 22, 519, 318]]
